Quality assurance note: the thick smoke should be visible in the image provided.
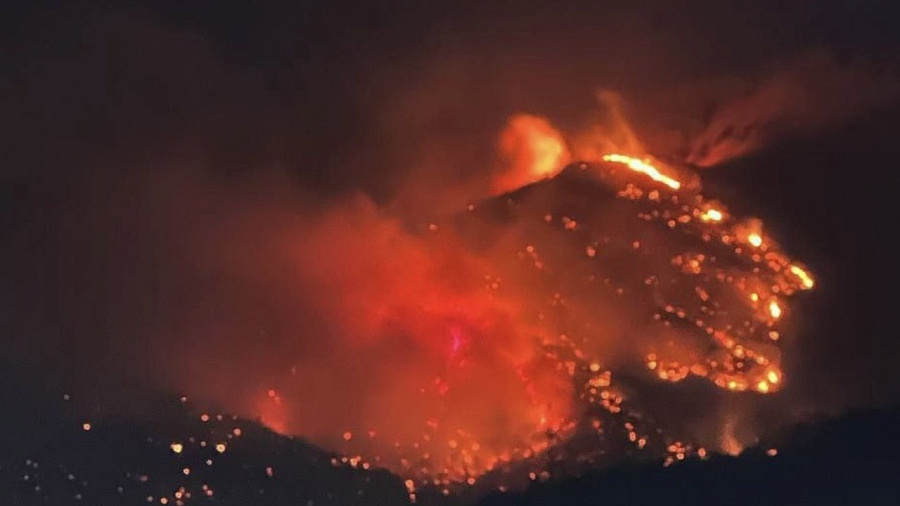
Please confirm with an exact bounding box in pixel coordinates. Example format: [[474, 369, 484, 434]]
[[686, 52, 900, 166]]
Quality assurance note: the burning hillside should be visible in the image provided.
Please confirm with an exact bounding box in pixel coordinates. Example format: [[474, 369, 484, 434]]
[[168, 117, 814, 497]]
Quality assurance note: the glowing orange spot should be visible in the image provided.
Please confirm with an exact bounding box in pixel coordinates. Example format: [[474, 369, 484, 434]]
[[768, 300, 782, 319], [748, 233, 763, 247], [701, 208, 724, 222], [170, 443, 183, 454], [343, 431, 353, 441], [767, 370, 780, 384], [789, 264, 815, 289], [215, 443, 226, 454]]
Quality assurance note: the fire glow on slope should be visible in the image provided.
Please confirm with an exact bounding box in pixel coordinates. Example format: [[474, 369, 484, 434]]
[[202, 118, 816, 499]]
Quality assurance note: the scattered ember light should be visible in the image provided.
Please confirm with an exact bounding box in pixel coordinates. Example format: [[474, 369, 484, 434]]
[[169, 443, 183, 454], [789, 264, 816, 289], [769, 300, 783, 319], [701, 208, 724, 222]]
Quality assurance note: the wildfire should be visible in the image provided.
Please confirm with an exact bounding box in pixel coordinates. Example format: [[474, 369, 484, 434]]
[[170, 109, 816, 493]]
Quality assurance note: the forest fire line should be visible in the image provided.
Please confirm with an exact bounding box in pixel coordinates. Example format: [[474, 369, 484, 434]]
[[601, 153, 682, 190]]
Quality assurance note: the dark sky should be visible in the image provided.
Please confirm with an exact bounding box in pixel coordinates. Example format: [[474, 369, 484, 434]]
[[2, 0, 899, 441]]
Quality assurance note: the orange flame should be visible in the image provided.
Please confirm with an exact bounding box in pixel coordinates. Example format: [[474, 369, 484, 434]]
[[493, 114, 570, 193], [601, 153, 681, 190]]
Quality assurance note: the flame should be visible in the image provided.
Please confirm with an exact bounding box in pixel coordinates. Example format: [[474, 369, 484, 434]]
[[493, 114, 570, 193], [601, 153, 681, 190], [769, 300, 783, 319], [701, 208, 724, 222], [748, 233, 763, 247], [789, 264, 816, 289]]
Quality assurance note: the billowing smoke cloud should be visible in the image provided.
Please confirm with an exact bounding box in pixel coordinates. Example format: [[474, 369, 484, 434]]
[[685, 52, 900, 166]]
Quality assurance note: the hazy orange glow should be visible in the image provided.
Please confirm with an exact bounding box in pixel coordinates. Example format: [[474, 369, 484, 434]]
[[493, 114, 570, 193]]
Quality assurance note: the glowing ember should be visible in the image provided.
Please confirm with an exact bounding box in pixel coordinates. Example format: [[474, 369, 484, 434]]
[[789, 264, 816, 289], [769, 300, 783, 319], [701, 208, 724, 222]]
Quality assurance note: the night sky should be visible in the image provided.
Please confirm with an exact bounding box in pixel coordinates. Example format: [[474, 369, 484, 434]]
[[3, 1, 899, 504]]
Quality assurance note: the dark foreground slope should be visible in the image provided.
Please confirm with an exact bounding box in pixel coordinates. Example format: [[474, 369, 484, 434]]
[[2, 360, 899, 506], [478, 406, 900, 506], [0, 363, 409, 506]]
